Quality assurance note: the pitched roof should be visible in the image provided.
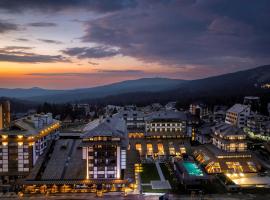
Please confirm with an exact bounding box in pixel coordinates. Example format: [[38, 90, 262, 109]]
[[227, 104, 250, 113], [82, 117, 127, 138]]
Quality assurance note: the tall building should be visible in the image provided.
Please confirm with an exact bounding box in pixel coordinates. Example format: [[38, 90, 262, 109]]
[[243, 96, 260, 112], [0, 113, 60, 183], [225, 104, 251, 129], [0, 101, 11, 130], [82, 117, 128, 181]]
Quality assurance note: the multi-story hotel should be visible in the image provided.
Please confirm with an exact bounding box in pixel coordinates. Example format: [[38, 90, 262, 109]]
[[225, 104, 251, 129], [129, 111, 188, 159], [0, 113, 60, 183], [212, 123, 247, 152], [81, 117, 128, 181], [194, 123, 259, 174], [145, 110, 187, 139], [0, 101, 11, 130]]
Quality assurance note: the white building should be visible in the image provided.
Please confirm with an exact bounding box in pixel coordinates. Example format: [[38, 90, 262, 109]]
[[145, 110, 187, 139], [81, 117, 128, 180], [225, 104, 251, 129], [115, 110, 145, 132], [0, 113, 60, 182]]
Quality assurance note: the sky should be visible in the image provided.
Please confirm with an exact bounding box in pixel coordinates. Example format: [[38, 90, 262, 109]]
[[0, 0, 270, 89]]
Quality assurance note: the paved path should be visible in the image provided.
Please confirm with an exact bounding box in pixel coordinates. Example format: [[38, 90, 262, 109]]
[[155, 161, 165, 181]]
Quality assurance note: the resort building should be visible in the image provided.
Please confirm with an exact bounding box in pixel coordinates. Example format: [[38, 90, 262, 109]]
[[128, 110, 189, 159], [144, 110, 187, 139], [0, 113, 60, 183], [194, 123, 260, 174], [81, 117, 128, 183], [225, 104, 251, 129], [0, 101, 11, 131]]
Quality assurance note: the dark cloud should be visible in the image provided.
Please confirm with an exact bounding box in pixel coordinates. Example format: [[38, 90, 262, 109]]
[[80, 0, 270, 74], [88, 61, 99, 65], [3, 46, 33, 50], [62, 46, 120, 59], [0, 20, 19, 33], [0, 0, 137, 13], [26, 70, 144, 76], [15, 38, 30, 42], [28, 22, 57, 27], [0, 46, 68, 63], [38, 39, 63, 44]]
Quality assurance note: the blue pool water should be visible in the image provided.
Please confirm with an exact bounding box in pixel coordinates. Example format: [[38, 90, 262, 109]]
[[182, 162, 204, 176]]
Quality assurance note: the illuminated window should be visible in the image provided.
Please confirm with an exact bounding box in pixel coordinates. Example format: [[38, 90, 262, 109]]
[[157, 143, 164, 156], [135, 143, 142, 154], [146, 143, 153, 156]]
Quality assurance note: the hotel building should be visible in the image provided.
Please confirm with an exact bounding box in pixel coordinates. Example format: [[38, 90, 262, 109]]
[[129, 111, 189, 159], [81, 117, 128, 182], [194, 123, 259, 174], [144, 110, 187, 139], [0, 113, 60, 183], [225, 104, 251, 129]]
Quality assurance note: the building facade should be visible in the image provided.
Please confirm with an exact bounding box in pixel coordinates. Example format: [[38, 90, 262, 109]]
[[0, 113, 60, 183], [145, 110, 187, 139], [189, 103, 210, 119], [225, 104, 251, 129], [82, 117, 128, 181], [194, 123, 259, 174]]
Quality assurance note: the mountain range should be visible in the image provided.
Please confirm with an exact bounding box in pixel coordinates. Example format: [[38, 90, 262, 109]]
[[0, 65, 270, 106]]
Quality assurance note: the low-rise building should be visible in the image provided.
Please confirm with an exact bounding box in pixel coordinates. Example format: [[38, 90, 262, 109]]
[[165, 101, 177, 111], [194, 123, 260, 174], [245, 114, 270, 141], [116, 110, 145, 132], [243, 96, 261, 113], [189, 103, 210, 119]]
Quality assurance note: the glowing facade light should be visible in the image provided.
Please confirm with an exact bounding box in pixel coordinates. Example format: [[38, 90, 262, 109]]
[[18, 142, 23, 146], [2, 135, 8, 139], [17, 135, 23, 139], [2, 142, 8, 146]]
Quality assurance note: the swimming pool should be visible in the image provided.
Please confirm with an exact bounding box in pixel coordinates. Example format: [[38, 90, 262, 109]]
[[182, 162, 204, 176]]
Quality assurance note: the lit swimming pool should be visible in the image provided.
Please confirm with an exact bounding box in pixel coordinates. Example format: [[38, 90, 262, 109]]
[[182, 162, 204, 176]]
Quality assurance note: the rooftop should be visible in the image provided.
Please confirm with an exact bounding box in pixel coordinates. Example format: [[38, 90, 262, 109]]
[[227, 104, 250, 113], [82, 117, 127, 139], [214, 122, 246, 137], [145, 110, 187, 121]]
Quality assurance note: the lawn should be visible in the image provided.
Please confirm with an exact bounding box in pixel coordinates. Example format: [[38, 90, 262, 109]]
[[140, 163, 160, 183]]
